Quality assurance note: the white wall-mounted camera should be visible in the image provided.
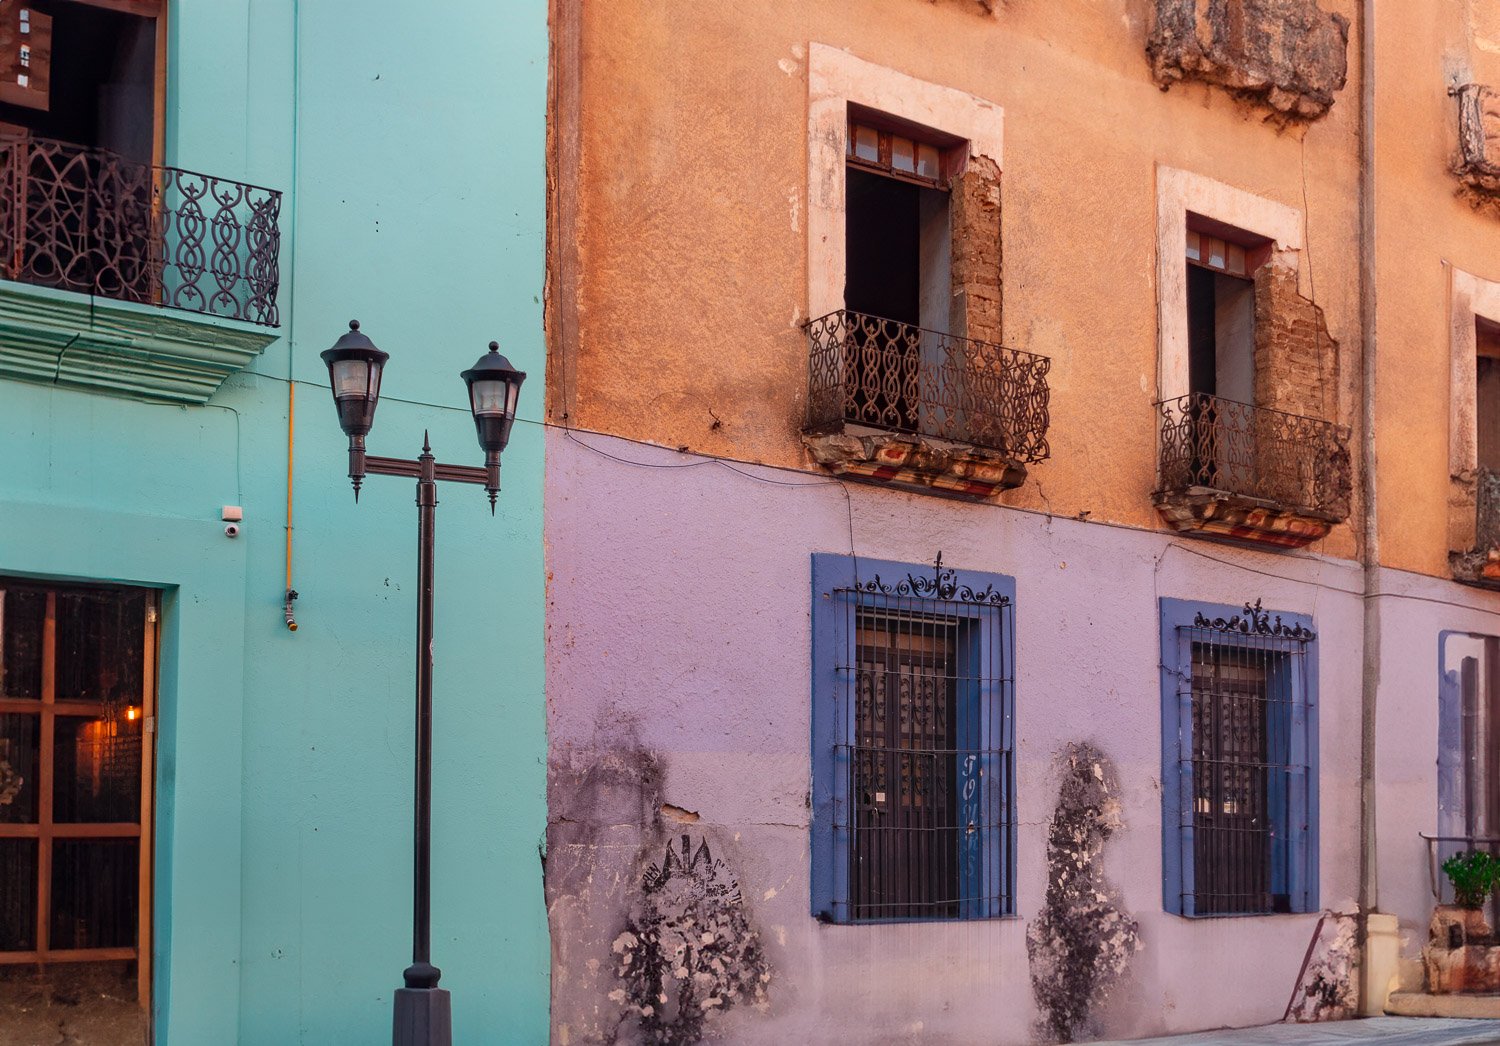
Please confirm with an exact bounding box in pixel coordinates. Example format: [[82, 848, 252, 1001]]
[[222, 505, 243, 539], [224, 522, 241, 539]]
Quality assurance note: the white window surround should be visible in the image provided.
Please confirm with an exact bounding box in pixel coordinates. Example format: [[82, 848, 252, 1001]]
[[806, 44, 1004, 322], [1155, 165, 1306, 403], [1448, 265, 1500, 481]]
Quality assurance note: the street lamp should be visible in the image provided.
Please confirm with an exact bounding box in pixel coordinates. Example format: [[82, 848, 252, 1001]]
[[321, 321, 526, 1046]]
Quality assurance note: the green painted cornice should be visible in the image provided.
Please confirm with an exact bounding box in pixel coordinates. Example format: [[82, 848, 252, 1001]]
[[0, 282, 280, 404]]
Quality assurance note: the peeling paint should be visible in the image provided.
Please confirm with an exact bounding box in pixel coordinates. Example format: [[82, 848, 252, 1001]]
[[613, 834, 771, 1044], [1287, 914, 1358, 1022], [1027, 744, 1141, 1044]]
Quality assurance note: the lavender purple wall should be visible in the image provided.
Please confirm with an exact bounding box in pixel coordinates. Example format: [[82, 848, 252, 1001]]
[[543, 428, 1367, 1044]]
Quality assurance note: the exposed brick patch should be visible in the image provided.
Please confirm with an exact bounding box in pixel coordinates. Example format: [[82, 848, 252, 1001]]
[[1253, 260, 1338, 423], [950, 157, 1003, 344], [954, 156, 1002, 342], [1147, 0, 1350, 121]]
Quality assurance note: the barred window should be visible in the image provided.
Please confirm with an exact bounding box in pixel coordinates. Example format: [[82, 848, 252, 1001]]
[[1160, 598, 1318, 917], [812, 554, 1014, 923]]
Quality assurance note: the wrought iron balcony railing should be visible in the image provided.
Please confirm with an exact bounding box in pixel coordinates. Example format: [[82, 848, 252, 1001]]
[[0, 136, 281, 327], [804, 309, 1051, 461], [1157, 393, 1352, 520]]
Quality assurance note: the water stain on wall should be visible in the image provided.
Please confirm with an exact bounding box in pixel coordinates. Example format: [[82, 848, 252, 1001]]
[[1026, 743, 1141, 1044], [610, 834, 771, 1044]]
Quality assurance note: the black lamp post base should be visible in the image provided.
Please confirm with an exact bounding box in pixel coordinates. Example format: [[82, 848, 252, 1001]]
[[393, 987, 451, 1046]]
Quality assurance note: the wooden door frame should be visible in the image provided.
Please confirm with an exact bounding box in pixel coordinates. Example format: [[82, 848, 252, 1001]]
[[0, 583, 159, 1017]]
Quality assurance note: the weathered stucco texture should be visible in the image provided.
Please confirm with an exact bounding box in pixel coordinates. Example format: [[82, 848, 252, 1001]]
[[544, 429, 1364, 1044], [1147, 0, 1350, 119], [548, 0, 1362, 561], [1374, 0, 1500, 578]]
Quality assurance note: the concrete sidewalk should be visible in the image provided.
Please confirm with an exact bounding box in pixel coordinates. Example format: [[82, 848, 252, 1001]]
[[1102, 1018, 1500, 1045]]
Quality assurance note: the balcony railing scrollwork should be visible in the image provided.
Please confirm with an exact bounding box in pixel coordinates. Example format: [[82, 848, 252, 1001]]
[[0, 136, 282, 327], [804, 309, 1051, 462], [1156, 393, 1352, 520]]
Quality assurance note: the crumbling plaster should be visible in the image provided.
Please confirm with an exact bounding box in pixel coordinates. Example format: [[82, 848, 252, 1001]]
[[1147, 0, 1351, 120]]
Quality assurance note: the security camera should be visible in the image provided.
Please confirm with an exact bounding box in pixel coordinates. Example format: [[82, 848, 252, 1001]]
[[224, 522, 241, 539]]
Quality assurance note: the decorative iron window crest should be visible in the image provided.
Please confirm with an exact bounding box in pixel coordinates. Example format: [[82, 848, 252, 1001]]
[[856, 554, 1010, 607], [1192, 599, 1316, 642]]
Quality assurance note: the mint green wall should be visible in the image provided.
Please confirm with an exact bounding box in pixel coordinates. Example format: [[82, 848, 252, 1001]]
[[0, 2, 549, 1042]]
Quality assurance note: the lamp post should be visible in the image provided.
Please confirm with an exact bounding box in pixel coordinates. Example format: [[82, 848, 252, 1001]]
[[321, 321, 526, 1046]]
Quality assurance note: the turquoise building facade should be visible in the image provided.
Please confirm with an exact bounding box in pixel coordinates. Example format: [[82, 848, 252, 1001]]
[[0, 2, 549, 1042]]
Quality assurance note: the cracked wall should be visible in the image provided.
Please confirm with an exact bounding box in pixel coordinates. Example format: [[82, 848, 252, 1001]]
[[1148, 0, 1350, 120], [1026, 744, 1140, 1045], [1254, 257, 1339, 423]]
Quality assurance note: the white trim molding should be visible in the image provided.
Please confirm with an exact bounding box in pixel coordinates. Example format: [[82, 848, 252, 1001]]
[[806, 44, 1005, 321], [1154, 165, 1305, 403], [1449, 265, 1500, 486]]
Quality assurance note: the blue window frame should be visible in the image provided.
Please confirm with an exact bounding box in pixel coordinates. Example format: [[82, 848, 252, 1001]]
[[1160, 598, 1319, 917], [811, 554, 1015, 923]]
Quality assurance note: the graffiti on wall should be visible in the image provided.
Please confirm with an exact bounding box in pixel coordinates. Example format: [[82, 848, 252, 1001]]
[[610, 834, 771, 1044], [1026, 743, 1141, 1044]]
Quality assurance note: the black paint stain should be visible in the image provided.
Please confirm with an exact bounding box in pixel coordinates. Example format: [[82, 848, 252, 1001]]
[[613, 834, 770, 1044]]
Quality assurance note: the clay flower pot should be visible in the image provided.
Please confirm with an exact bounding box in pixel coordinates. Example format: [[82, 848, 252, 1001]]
[[1431, 903, 1492, 948]]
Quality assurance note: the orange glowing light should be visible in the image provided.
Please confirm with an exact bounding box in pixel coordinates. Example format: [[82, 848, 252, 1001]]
[[125, 706, 140, 722]]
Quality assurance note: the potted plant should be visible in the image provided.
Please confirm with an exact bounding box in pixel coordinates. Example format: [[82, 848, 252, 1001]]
[[1435, 850, 1500, 946]]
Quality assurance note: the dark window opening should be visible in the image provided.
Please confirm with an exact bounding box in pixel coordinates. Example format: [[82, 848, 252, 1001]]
[[0, 1, 156, 161], [843, 119, 953, 435], [1186, 262, 1255, 404], [846, 167, 921, 327], [1477, 318, 1500, 475]]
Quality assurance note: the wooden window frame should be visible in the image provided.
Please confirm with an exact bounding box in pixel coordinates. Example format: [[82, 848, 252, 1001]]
[[0, 583, 158, 1012], [845, 109, 964, 190]]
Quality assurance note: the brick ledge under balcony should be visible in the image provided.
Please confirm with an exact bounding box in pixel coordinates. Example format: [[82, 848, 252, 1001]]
[[1153, 393, 1352, 551], [801, 310, 1050, 500], [803, 428, 1028, 499], [0, 281, 278, 404]]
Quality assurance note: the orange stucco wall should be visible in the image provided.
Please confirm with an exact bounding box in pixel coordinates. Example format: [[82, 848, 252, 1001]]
[[1372, 0, 1500, 577], [550, 0, 1368, 561]]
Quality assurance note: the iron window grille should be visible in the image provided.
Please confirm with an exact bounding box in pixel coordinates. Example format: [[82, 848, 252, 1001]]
[[812, 554, 1015, 923], [1160, 599, 1318, 917]]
